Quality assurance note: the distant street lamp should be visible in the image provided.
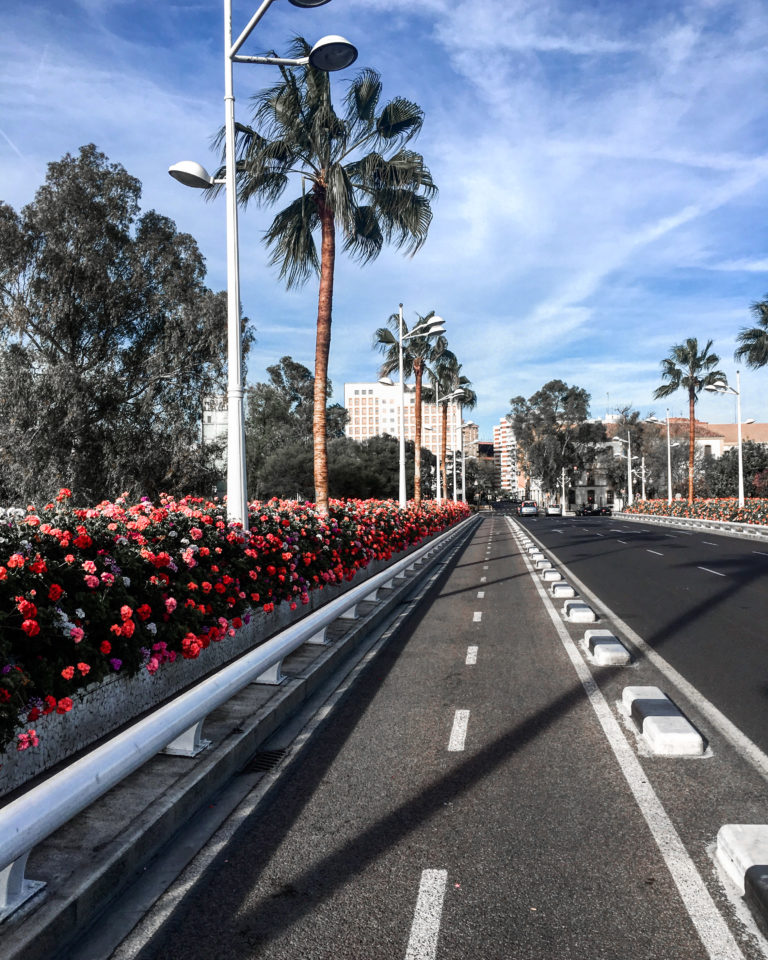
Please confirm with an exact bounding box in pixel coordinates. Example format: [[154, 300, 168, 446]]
[[169, 0, 356, 529], [615, 434, 638, 507], [381, 306, 445, 508], [705, 370, 755, 508], [434, 386, 464, 503]]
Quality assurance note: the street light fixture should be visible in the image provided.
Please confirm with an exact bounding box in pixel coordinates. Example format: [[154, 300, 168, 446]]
[[645, 410, 678, 504], [704, 370, 755, 508], [169, 0, 356, 530], [433, 386, 464, 503], [389, 306, 446, 508], [614, 434, 637, 506]]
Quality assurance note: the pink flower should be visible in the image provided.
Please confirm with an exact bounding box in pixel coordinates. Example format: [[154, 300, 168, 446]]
[[82, 560, 97, 574], [164, 597, 177, 614], [100, 572, 115, 586], [190, 527, 203, 540], [70, 626, 85, 643], [120, 605, 133, 621], [146, 657, 160, 674], [17, 729, 39, 751], [84, 575, 99, 588]]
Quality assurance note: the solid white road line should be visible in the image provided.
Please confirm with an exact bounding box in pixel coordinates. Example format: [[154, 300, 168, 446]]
[[507, 518, 745, 960], [447, 710, 470, 751], [404, 869, 448, 960], [465, 645, 478, 665], [702, 541, 718, 546], [753, 551, 768, 557], [519, 523, 768, 785], [617, 540, 628, 544], [477, 591, 485, 599], [472, 611, 482, 622], [698, 566, 726, 577], [647, 550, 664, 556]]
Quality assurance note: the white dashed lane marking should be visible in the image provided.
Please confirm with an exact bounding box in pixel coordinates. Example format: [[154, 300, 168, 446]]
[[698, 566, 726, 577], [465, 645, 478, 665], [477, 591, 485, 599], [472, 611, 482, 623], [404, 869, 448, 960], [646, 550, 663, 556], [447, 710, 470, 751]]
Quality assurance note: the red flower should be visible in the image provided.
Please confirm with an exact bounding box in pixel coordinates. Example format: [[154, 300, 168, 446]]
[[21, 619, 40, 637], [136, 603, 152, 621], [100, 640, 112, 655], [48, 583, 64, 601], [56, 697, 73, 714]]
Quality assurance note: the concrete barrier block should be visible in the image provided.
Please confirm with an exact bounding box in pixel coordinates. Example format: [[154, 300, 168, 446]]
[[535, 559, 552, 570], [551, 582, 576, 598], [716, 824, 768, 895], [644, 715, 704, 755], [541, 569, 561, 581], [562, 600, 597, 622]]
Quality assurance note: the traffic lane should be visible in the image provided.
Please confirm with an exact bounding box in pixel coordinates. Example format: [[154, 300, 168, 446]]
[[131, 517, 710, 960], [519, 516, 768, 756]]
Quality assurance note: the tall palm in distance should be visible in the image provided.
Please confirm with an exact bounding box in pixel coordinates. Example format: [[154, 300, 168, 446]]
[[735, 297, 768, 369], [653, 338, 727, 503], [210, 41, 437, 514], [429, 357, 475, 498], [374, 310, 448, 507]]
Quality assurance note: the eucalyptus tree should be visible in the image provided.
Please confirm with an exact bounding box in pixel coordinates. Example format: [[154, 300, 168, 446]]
[[653, 338, 727, 503], [735, 296, 768, 369], [373, 309, 447, 506], [213, 40, 436, 514]]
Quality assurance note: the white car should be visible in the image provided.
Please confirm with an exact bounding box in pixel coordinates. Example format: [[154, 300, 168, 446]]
[[546, 504, 562, 515], [519, 500, 538, 516]]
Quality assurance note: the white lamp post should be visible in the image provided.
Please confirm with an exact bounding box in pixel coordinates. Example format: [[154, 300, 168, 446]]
[[169, 0, 356, 529], [434, 387, 464, 503], [705, 370, 755, 508], [615, 434, 638, 507], [462, 420, 476, 503]]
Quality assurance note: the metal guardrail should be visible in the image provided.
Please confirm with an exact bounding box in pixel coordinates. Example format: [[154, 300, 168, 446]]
[[614, 512, 768, 540], [0, 514, 478, 921]]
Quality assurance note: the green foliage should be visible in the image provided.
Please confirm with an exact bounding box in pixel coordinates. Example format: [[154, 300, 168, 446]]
[[735, 297, 768, 368], [509, 380, 605, 494], [0, 145, 248, 505], [245, 356, 347, 499], [699, 442, 768, 498]]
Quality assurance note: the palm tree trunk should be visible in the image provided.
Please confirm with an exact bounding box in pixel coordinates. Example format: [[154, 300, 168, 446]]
[[441, 401, 448, 497], [688, 387, 695, 503], [414, 360, 423, 507], [313, 198, 335, 516]]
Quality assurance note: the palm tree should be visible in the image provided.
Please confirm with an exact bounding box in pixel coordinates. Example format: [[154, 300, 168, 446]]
[[373, 310, 447, 507], [430, 356, 475, 499], [653, 338, 727, 503], [212, 41, 437, 514], [735, 297, 768, 368]]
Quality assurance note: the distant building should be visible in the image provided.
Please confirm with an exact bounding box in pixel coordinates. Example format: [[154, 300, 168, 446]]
[[201, 396, 227, 470], [344, 381, 466, 456], [492, 417, 525, 496]]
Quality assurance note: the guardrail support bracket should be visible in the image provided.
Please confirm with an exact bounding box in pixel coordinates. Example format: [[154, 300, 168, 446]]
[[306, 627, 329, 645], [0, 852, 46, 922], [163, 719, 212, 757], [255, 660, 285, 685]]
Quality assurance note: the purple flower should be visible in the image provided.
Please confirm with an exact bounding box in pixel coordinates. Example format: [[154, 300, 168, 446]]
[[110, 659, 123, 671]]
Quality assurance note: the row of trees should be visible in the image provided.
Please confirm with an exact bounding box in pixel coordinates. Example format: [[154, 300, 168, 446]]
[[0, 45, 441, 510]]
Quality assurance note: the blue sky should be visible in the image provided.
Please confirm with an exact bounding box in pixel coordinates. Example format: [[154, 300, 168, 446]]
[[3, 0, 768, 438]]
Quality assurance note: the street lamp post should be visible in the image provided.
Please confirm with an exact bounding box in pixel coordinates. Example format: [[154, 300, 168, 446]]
[[615, 434, 637, 508], [434, 387, 464, 503], [705, 370, 755, 508], [382, 308, 445, 508], [169, 0, 356, 529]]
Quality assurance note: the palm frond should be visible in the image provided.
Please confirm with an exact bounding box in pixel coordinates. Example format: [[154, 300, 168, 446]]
[[376, 97, 424, 146], [342, 205, 383, 264], [264, 194, 320, 288], [344, 68, 382, 128]]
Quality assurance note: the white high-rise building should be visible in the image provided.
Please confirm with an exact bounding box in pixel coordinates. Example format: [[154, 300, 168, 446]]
[[492, 416, 522, 494], [344, 381, 465, 455]]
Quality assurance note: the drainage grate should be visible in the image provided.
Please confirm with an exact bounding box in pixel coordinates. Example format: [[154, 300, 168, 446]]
[[245, 748, 288, 773]]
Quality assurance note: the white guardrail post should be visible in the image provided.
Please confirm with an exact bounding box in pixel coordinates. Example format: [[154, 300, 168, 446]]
[[0, 514, 478, 920]]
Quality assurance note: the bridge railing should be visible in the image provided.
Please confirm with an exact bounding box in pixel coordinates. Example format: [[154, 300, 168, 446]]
[[0, 514, 478, 921]]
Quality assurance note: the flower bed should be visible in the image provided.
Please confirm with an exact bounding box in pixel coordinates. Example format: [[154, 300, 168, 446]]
[[0, 491, 469, 756], [623, 498, 768, 525]]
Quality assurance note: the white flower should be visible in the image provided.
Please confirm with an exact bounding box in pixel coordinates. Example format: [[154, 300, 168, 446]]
[[75, 608, 85, 619], [146, 622, 157, 635], [123, 577, 131, 587]]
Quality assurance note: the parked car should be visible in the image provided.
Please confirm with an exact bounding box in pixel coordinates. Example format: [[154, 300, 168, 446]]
[[576, 504, 612, 516], [519, 500, 539, 516], [546, 504, 562, 515]]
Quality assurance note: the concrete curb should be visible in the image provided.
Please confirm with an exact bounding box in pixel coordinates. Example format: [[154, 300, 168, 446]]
[[622, 686, 705, 756], [0, 517, 480, 960], [716, 824, 768, 937]]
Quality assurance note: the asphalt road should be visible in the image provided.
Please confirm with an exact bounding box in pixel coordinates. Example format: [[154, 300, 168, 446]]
[[102, 514, 768, 960], [517, 514, 768, 756]]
